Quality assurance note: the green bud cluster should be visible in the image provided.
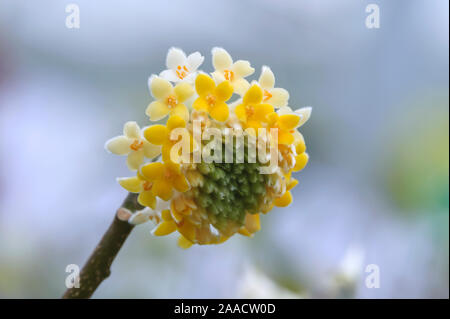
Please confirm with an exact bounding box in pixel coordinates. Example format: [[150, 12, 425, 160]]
[[195, 160, 269, 232]]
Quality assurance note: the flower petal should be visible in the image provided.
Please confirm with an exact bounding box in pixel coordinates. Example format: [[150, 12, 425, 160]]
[[140, 162, 165, 180], [192, 97, 209, 111], [187, 52, 204, 71], [212, 47, 233, 71], [243, 84, 263, 105], [117, 176, 141, 193], [138, 190, 157, 209], [210, 101, 229, 122], [177, 235, 193, 249], [244, 213, 260, 234], [144, 125, 169, 145], [166, 47, 187, 70], [278, 130, 295, 145], [146, 101, 170, 121], [174, 82, 195, 102], [143, 141, 161, 159], [105, 136, 131, 155], [274, 191, 293, 207], [253, 103, 274, 122], [278, 114, 300, 130], [127, 150, 144, 171], [159, 69, 179, 82], [295, 107, 312, 127], [293, 131, 306, 154], [293, 152, 309, 172], [267, 88, 289, 107], [153, 179, 173, 201], [170, 103, 189, 123], [232, 60, 254, 78], [166, 115, 186, 130], [123, 121, 140, 139], [149, 75, 173, 99], [215, 81, 233, 102], [234, 104, 247, 121], [258, 66, 275, 89], [195, 74, 216, 96], [232, 78, 250, 96], [152, 221, 177, 236], [173, 175, 189, 192]]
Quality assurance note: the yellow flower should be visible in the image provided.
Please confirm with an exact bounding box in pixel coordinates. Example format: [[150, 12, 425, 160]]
[[234, 84, 274, 129], [117, 173, 157, 209], [145, 75, 194, 122], [105, 121, 160, 171], [258, 66, 289, 108], [266, 111, 301, 145], [274, 174, 298, 207], [192, 74, 233, 122], [211, 47, 255, 95], [140, 161, 189, 201], [143, 115, 194, 163]]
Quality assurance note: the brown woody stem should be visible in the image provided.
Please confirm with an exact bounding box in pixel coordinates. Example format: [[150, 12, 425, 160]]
[[62, 192, 144, 299]]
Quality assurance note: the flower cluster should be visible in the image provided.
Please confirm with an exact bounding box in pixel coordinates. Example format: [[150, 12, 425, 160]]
[[105, 48, 311, 248]]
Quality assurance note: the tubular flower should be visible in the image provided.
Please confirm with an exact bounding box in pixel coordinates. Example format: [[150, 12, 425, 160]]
[[192, 74, 233, 122], [258, 66, 290, 108], [211, 47, 255, 96], [105, 48, 312, 248], [105, 121, 160, 170], [145, 75, 194, 122]]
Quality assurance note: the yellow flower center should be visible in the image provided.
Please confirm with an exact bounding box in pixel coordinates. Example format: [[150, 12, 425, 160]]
[[263, 89, 272, 102], [164, 168, 176, 181], [143, 181, 153, 191], [245, 105, 255, 118], [176, 65, 189, 79], [130, 139, 144, 151], [205, 94, 216, 107], [224, 69, 234, 81], [166, 95, 178, 108]]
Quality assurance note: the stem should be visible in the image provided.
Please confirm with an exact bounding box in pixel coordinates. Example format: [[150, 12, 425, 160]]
[[62, 192, 144, 299]]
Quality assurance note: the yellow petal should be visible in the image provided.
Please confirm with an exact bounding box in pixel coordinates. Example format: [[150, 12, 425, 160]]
[[166, 115, 186, 130], [253, 103, 274, 122], [274, 191, 293, 207], [150, 76, 173, 99], [173, 175, 189, 192], [105, 136, 131, 155], [278, 114, 300, 130], [174, 82, 195, 102], [170, 103, 189, 123], [293, 131, 306, 154], [145, 101, 170, 121], [143, 125, 169, 145], [278, 130, 295, 145], [286, 178, 299, 191], [192, 97, 209, 111], [177, 235, 193, 249], [152, 221, 177, 236], [244, 213, 260, 234], [195, 74, 215, 96], [243, 84, 263, 105], [209, 101, 229, 122], [161, 209, 172, 221], [214, 81, 233, 102], [143, 141, 161, 159], [138, 190, 156, 209], [234, 104, 247, 122], [127, 150, 144, 171], [140, 162, 164, 180], [293, 153, 309, 172], [153, 179, 173, 201], [117, 176, 141, 193]]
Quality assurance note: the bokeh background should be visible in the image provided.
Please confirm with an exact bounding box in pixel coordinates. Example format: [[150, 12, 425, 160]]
[[0, 0, 448, 298]]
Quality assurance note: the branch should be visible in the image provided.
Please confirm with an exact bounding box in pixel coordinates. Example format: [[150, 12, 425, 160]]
[[62, 192, 144, 299]]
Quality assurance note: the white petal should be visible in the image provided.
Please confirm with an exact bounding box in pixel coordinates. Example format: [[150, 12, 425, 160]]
[[295, 107, 312, 127], [129, 209, 153, 225], [143, 140, 161, 159], [211, 71, 226, 84], [266, 88, 289, 108], [212, 47, 233, 71], [105, 136, 131, 155], [127, 150, 144, 171], [123, 121, 140, 139], [160, 69, 180, 82], [187, 52, 204, 71], [258, 65, 275, 89], [166, 47, 187, 70], [277, 106, 293, 115], [232, 78, 250, 96], [232, 60, 255, 78]]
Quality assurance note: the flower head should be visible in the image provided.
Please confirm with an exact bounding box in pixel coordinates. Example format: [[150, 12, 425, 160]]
[[105, 48, 312, 248], [105, 121, 160, 170]]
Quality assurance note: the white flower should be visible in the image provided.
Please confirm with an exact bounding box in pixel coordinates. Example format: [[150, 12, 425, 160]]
[[105, 121, 161, 171], [128, 208, 161, 225], [159, 48, 204, 83], [258, 66, 289, 108], [211, 47, 255, 96]]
